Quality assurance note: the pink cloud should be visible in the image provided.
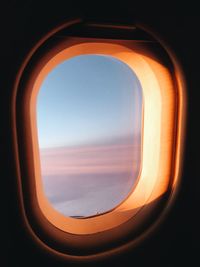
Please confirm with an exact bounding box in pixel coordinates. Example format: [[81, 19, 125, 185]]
[[40, 143, 140, 177]]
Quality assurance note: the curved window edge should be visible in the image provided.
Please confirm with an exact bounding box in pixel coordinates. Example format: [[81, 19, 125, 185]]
[[12, 20, 187, 259]]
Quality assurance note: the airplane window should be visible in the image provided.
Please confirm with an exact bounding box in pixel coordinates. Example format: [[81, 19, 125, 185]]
[[15, 22, 185, 255], [37, 55, 143, 218]]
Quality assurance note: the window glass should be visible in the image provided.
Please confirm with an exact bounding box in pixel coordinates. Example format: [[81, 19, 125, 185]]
[[37, 55, 143, 218]]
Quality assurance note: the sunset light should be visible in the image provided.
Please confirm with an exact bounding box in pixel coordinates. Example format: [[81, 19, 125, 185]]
[[28, 39, 184, 234]]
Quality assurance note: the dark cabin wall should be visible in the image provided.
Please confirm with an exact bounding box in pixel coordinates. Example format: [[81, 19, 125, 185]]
[[1, 1, 199, 266]]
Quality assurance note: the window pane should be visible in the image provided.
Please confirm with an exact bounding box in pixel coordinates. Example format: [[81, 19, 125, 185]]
[[37, 54, 143, 218]]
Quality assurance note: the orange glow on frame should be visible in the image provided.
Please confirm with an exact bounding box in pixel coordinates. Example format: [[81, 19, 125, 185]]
[[29, 39, 184, 234]]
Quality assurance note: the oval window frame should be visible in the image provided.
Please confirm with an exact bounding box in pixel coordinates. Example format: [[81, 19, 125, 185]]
[[13, 19, 186, 258]]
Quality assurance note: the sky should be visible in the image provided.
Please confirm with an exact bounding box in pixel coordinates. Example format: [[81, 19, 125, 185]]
[[37, 54, 143, 217]]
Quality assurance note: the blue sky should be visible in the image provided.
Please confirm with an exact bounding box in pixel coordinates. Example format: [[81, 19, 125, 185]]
[[37, 55, 142, 148], [36, 54, 143, 217]]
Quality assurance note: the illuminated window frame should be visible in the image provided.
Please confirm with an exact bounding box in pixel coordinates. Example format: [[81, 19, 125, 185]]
[[30, 40, 176, 234], [14, 19, 186, 258]]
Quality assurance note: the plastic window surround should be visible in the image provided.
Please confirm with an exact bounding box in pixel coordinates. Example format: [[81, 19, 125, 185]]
[[28, 38, 179, 234]]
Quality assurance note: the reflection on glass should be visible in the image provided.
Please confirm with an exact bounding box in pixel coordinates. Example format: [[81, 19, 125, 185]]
[[37, 55, 143, 218]]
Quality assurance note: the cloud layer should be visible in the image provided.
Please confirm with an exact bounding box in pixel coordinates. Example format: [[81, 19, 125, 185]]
[[40, 142, 141, 217]]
